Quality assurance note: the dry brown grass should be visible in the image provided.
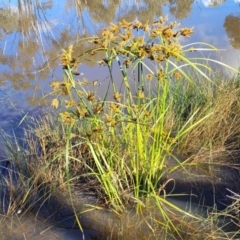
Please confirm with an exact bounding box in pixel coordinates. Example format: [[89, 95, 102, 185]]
[[173, 78, 240, 155]]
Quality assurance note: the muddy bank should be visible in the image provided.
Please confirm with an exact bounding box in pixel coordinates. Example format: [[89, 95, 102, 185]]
[[1, 149, 240, 239], [30, 188, 217, 240], [163, 150, 240, 210]]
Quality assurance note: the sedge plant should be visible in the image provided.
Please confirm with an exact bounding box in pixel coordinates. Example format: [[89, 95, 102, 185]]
[[47, 16, 239, 233]]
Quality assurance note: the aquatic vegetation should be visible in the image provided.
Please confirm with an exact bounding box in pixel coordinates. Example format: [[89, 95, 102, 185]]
[[50, 17, 198, 207], [2, 17, 240, 239], [49, 16, 240, 227]]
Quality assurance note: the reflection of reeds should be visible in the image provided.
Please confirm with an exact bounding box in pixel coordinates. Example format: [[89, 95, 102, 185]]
[[0, 0, 76, 103]]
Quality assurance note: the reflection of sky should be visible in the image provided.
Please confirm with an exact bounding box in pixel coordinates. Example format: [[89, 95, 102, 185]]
[[158, 0, 240, 72], [201, 0, 240, 7], [184, 0, 240, 70], [1, 0, 238, 49], [182, 5, 227, 47], [201, 0, 225, 7], [0, 0, 240, 132]]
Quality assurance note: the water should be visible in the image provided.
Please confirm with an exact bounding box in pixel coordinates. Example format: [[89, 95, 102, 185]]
[[0, 0, 240, 239], [0, 0, 240, 132]]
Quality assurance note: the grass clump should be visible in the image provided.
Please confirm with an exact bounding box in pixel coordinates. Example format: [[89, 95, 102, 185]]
[[49, 17, 199, 210], [2, 16, 240, 239]]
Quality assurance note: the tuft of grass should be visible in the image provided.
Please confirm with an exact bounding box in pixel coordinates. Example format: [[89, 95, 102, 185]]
[[48, 17, 237, 211], [2, 17, 240, 239]]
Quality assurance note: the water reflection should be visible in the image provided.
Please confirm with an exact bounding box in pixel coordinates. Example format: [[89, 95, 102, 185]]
[[168, 0, 195, 19], [201, 0, 226, 7], [224, 13, 240, 49], [1, 2, 240, 143], [0, 2, 239, 84], [0, 0, 239, 126], [0, 0, 240, 90]]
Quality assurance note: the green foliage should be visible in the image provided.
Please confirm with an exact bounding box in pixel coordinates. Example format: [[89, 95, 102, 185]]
[[48, 17, 238, 217]]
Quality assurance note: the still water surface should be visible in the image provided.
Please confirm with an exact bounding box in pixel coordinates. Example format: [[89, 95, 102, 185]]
[[0, 0, 240, 132], [0, 0, 240, 239]]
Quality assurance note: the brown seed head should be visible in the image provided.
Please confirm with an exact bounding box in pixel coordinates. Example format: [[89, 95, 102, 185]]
[[173, 72, 182, 80], [119, 19, 133, 29], [133, 20, 143, 30], [180, 27, 194, 38], [113, 92, 122, 102], [86, 91, 95, 102]]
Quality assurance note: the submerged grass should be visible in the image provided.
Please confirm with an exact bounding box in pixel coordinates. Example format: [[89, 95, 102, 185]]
[[1, 17, 240, 239]]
